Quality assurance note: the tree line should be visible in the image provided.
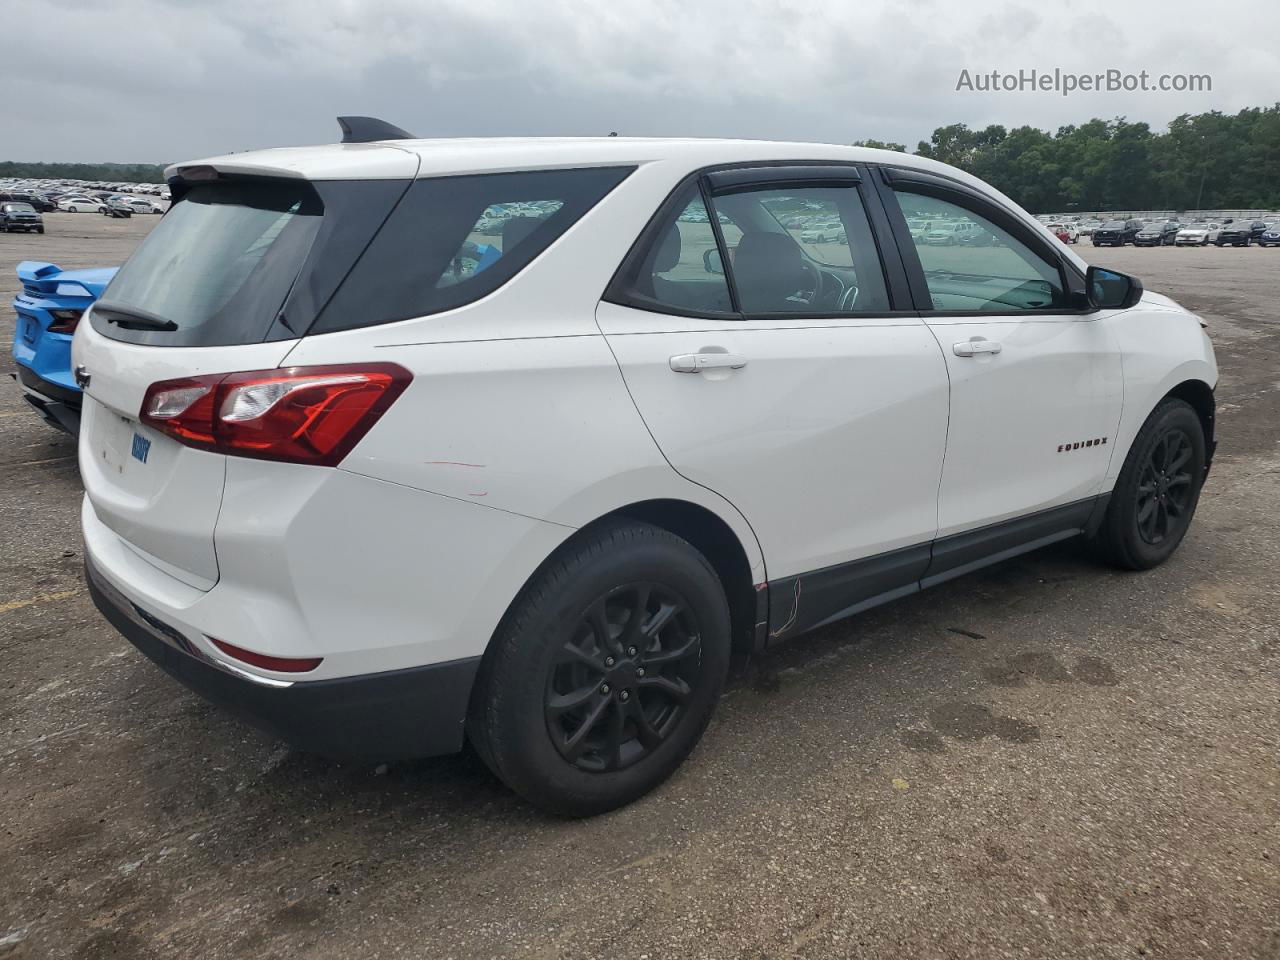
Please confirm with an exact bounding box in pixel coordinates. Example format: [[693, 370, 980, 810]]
[[0, 161, 165, 184], [6, 103, 1278, 210], [855, 103, 1280, 213]]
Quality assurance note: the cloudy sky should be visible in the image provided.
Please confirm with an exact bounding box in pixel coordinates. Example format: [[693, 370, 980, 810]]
[[6, 0, 1277, 163]]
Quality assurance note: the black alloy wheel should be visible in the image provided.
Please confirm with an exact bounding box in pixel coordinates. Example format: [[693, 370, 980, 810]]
[[1092, 398, 1206, 570], [546, 582, 701, 773], [1134, 428, 1195, 545], [468, 520, 730, 816]]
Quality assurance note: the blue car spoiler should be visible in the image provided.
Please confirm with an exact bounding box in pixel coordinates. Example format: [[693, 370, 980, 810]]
[[16, 261, 116, 298], [16, 261, 63, 288]]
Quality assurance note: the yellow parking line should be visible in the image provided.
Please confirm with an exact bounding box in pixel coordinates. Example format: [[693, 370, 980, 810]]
[[0, 456, 76, 468], [0, 589, 80, 614]]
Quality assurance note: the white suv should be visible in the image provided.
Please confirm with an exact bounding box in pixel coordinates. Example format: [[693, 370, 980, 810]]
[[76, 119, 1218, 816]]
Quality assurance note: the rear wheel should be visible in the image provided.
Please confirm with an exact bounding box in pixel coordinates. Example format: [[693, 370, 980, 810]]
[[1092, 399, 1206, 570], [468, 521, 731, 816]]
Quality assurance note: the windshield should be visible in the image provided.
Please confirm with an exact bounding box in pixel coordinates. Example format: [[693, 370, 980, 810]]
[[3, 203, 34, 212], [1102, 221, 1126, 229]]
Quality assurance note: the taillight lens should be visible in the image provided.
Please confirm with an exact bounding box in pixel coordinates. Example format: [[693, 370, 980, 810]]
[[140, 363, 411, 466], [47, 308, 83, 334]]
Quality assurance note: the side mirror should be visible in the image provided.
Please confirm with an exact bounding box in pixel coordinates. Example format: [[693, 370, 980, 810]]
[[1086, 265, 1144, 310], [703, 248, 725, 275]]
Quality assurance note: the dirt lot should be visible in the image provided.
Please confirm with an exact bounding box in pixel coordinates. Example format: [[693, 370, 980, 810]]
[[1, 214, 1278, 959]]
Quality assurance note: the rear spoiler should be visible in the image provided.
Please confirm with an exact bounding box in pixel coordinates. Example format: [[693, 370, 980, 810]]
[[16, 261, 69, 295], [15, 261, 62, 286], [165, 116, 420, 199], [15, 261, 115, 298]]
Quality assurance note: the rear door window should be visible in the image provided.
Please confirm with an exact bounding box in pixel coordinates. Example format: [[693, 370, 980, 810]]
[[606, 174, 893, 318], [709, 184, 891, 315], [603, 184, 735, 316]]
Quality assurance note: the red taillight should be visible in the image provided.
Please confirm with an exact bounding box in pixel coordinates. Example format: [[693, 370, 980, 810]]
[[140, 363, 411, 466], [47, 309, 83, 334], [209, 637, 323, 673]]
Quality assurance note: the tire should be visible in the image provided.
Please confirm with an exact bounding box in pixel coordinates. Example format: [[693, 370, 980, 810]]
[[468, 520, 731, 817], [1091, 399, 1206, 571]]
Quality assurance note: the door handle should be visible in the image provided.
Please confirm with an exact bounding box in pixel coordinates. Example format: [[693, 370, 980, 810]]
[[669, 352, 749, 373], [952, 338, 1003, 357]]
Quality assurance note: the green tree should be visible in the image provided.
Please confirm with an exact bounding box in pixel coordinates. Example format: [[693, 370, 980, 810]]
[[0, 161, 165, 184], [852, 139, 907, 152], [906, 105, 1280, 212]]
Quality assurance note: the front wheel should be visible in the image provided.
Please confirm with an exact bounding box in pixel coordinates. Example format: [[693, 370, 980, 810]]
[[468, 521, 731, 816], [1091, 399, 1206, 570]]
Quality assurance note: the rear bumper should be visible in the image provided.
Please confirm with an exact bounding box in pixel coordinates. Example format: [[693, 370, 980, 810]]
[[86, 550, 481, 759], [11, 364, 81, 435]]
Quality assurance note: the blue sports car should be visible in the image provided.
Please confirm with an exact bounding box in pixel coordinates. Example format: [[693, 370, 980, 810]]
[[11, 260, 117, 435]]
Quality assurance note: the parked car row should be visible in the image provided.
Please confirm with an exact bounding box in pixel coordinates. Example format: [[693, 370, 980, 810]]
[[0, 187, 165, 219], [0, 175, 169, 200], [0, 192, 166, 231], [1084, 216, 1278, 248]]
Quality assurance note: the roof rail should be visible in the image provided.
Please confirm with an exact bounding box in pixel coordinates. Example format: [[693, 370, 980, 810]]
[[337, 116, 416, 144]]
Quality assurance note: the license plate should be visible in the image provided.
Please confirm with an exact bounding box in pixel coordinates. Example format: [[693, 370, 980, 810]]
[[131, 432, 152, 464]]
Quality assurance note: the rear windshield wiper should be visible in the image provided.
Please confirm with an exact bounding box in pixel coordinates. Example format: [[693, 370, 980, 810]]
[[93, 300, 179, 332]]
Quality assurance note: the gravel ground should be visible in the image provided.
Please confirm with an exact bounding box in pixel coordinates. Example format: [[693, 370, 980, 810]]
[[0, 214, 1277, 960]]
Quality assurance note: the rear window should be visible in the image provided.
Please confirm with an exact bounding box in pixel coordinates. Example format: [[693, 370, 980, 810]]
[[95, 166, 633, 346], [94, 181, 325, 346]]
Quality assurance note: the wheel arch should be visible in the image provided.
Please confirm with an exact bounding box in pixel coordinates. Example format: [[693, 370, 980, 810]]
[[478, 496, 764, 675], [1105, 319, 1217, 485], [605, 499, 763, 657], [1163, 378, 1216, 470]]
